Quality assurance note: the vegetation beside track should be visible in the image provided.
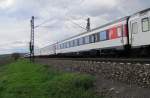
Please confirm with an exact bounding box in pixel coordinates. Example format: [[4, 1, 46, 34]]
[[0, 59, 101, 98]]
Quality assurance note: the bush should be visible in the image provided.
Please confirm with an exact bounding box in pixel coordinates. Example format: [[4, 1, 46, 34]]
[[11, 53, 20, 61]]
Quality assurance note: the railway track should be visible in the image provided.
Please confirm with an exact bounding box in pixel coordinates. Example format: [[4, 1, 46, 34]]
[[43, 57, 150, 64]]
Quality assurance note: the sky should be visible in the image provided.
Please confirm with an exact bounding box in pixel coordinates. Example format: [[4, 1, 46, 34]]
[[0, 0, 149, 54]]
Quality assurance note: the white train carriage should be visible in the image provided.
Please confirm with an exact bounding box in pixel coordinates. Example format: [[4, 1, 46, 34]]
[[40, 44, 56, 56], [34, 48, 41, 56], [128, 8, 150, 47], [56, 17, 129, 55]]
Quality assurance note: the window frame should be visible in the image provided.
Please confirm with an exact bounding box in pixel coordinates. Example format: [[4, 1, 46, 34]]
[[84, 36, 90, 44], [141, 17, 149, 32], [95, 33, 99, 42], [70, 40, 74, 47], [74, 39, 78, 46], [131, 22, 138, 34], [89, 34, 95, 43], [99, 30, 108, 41]]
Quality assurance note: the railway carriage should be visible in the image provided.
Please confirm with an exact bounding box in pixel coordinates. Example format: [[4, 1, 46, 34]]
[[55, 17, 129, 56], [128, 8, 150, 56], [40, 44, 56, 56]]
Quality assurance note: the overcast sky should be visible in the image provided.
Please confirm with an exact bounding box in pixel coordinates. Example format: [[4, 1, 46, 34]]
[[0, 0, 149, 54]]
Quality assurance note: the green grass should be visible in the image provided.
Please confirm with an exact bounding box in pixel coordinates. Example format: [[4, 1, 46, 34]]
[[0, 60, 101, 98]]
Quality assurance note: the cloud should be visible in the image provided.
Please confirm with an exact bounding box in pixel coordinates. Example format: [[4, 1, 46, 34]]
[[0, 0, 15, 9]]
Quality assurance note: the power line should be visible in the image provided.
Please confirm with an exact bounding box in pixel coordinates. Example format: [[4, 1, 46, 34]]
[[34, 18, 52, 29], [66, 18, 87, 31], [66, 17, 91, 32]]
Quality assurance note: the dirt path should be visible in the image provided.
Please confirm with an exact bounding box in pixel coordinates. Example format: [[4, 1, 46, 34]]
[[35, 58, 150, 98]]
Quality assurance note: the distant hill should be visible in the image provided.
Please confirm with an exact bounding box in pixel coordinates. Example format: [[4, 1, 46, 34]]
[[0, 54, 11, 59], [0, 53, 26, 60]]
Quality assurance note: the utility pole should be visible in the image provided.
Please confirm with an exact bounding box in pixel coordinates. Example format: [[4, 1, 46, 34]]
[[86, 18, 91, 32], [30, 16, 34, 62]]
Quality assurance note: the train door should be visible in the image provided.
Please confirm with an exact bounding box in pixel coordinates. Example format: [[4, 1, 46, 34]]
[[130, 19, 139, 46]]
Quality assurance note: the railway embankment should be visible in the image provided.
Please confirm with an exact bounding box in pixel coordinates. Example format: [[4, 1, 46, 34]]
[[36, 58, 150, 98]]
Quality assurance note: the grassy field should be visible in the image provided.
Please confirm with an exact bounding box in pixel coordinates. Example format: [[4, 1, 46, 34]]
[[0, 59, 102, 98]]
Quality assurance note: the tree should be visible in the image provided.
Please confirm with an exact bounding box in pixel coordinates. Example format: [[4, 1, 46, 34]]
[[11, 53, 20, 60]]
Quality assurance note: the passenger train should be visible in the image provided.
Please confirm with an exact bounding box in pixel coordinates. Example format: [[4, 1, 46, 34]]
[[35, 8, 150, 57]]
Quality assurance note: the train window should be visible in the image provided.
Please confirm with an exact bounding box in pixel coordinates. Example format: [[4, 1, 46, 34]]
[[73, 40, 76, 46], [82, 37, 85, 44], [90, 34, 95, 43], [60, 44, 63, 49], [70, 40, 73, 47], [85, 36, 90, 44], [79, 38, 84, 45], [59, 44, 61, 49], [74, 39, 78, 46], [73, 40, 75, 47], [132, 22, 138, 34], [59, 45, 61, 49], [63, 43, 65, 48], [62, 43, 65, 49], [109, 27, 118, 39], [99, 31, 107, 41], [78, 38, 82, 45], [95, 33, 99, 42], [77, 39, 80, 46], [61, 44, 62, 49], [117, 26, 122, 37], [68, 41, 71, 48], [142, 18, 149, 32], [64, 43, 67, 48], [67, 42, 69, 48]]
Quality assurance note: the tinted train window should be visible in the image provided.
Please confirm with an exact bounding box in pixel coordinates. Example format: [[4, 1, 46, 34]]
[[68, 41, 71, 48], [59, 44, 62, 49], [95, 33, 99, 42], [132, 22, 138, 34], [109, 27, 118, 39], [63, 43, 65, 49], [90, 34, 95, 43], [82, 37, 85, 44], [79, 38, 84, 45], [70, 40, 74, 47], [65, 43, 67, 48], [85, 36, 90, 44], [142, 18, 149, 32], [61, 44, 63, 49], [67, 42, 70, 48], [77, 39, 80, 46], [74, 39, 78, 46], [99, 31, 107, 41], [62, 43, 65, 49], [73, 40, 76, 46]]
